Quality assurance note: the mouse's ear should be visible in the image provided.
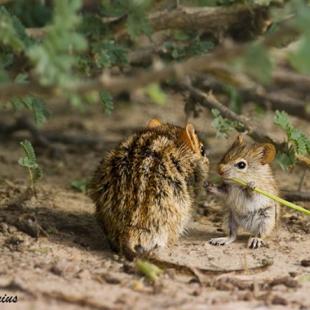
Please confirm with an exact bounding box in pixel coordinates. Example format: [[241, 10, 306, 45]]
[[147, 119, 161, 128], [260, 143, 276, 164], [232, 134, 244, 147], [180, 123, 200, 153]]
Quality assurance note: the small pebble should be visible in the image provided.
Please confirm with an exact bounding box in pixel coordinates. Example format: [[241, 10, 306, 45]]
[[102, 273, 122, 284], [50, 259, 79, 277], [4, 235, 25, 251], [0, 223, 9, 234], [8, 225, 17, 233], [271, 295, 288, 306]]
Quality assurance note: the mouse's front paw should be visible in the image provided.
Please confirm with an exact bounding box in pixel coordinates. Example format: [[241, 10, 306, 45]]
[[205, 181, 215, 192], [246, 181, 256, 191], [205, 182, 221, 196], [248, 237, 264, 249], [209, 237, 234, 246]]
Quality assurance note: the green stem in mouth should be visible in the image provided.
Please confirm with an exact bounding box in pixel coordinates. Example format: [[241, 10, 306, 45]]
[[228, 177, 310, 216]]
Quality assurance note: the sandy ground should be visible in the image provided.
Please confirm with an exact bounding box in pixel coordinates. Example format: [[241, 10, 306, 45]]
[[0, 95, 309, 310]]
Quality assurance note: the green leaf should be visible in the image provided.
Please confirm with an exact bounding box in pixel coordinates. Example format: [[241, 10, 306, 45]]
[[0, 7, 27, 52], [92, 40, 128, 69], [145, 84, 167, 105], [211, 109, 243, 138], [274, 110, 310, 169], [253, 0, 272, 5], [164, 36, 214, 60], [0, 64, 9, 83], [99, 90, 114, 114], [127, 13, 152, 39], [27, 0, 87, 88], [288, 0, 310, 74], [20, 140, 36, 163], [71, 179, 88, 193], [173, 30, 191, 41], [0, 52, 14, 69], [126, 0, 153, 39], [18, 140, 43, 183], [10, 95, 49, 126], [274, 110, 290, 132], [18, 157, 36, 169], [32, 98, 49, 126], [289, 37, 310, 75], [276, 149, 295, 171], [15, 73, 29, 84], [225, 85, 242, 114], [135, 259, 162, 282], [243, 43, 272, 84]]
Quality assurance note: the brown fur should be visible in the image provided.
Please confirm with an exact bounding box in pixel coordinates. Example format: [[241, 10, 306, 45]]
[[88, 120, 209, 258], [208, 135, 279, 248]]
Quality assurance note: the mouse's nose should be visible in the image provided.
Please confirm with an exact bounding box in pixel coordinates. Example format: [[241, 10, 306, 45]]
[[218, 164, 225, 176]]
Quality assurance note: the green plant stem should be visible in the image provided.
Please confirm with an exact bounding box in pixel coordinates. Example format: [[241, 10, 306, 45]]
[[229, 178, 310, 216], [28, 167, 35, 196]]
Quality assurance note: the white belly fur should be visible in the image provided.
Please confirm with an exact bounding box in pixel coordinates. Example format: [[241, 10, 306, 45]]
[[226, 186, 276, 236]]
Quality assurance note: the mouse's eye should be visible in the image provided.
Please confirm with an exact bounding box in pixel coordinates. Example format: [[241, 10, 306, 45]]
[[200, 144, 206, 156], [235, 160, 247, 169]]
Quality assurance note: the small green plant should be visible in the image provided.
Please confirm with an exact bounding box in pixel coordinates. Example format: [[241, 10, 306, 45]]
[[18, 140, 43, 193], [274, 110, 310, 170]]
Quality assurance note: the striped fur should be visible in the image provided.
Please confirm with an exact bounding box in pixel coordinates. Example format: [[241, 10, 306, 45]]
[[88, 122, 209, 257]]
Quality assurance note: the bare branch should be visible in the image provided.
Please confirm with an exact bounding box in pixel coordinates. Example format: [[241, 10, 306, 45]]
[[272, 69, 310, 93], [281, 191, 310, 202], [148, 4, 269, 34], [200, 76, 310, 121], [25, 27, 48, 39]]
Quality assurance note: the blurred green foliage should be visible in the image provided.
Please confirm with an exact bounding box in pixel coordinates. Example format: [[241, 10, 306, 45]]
[[0, 0, 309, 173], [28, 0, 87, 87], [211, 109, 243, 137]]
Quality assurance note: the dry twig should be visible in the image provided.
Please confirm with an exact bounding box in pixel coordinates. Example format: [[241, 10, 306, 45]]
[[281, 190, 310, 202]]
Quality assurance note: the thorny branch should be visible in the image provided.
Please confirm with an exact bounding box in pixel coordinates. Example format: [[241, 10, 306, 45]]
[[183, 83, 273, 143], [199, 74, 310, 122]]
